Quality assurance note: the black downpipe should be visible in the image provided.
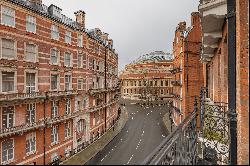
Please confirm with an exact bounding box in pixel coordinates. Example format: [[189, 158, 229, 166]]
[[104, 47, 107, 131], [227, 0, 237, 164], [43, 94, 47, 165]]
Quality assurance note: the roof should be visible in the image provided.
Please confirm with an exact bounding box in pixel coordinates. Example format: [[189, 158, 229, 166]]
[[131, 51, 173, 64]]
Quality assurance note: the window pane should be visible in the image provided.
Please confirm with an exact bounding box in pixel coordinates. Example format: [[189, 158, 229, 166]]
[[1, 6, 15, 27], [51, 75, 58, 90], [51, 49, 58, 64], [2, 39, 15, 59], [2, 72, 14, 92], [25, 44, 36, 62]]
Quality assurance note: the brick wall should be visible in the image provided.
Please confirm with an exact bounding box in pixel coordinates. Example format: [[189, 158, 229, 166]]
[[236, 0, 249, 164]]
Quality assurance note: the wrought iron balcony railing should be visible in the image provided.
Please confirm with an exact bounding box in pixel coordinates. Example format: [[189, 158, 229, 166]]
[[142, 88, 231, 165], [0, 120, 45, 138], [171, 80, 182, 86], [0, 92, 46, 104], [47, 90, 78, 98], [87, 98, 119, 113], [88, 86, 120, 95]]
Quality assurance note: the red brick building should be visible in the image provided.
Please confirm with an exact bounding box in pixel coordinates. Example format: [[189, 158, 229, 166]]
[[199, 0, 249, 164], [0, 0, 119, 164], [120, 51, 173, 101], [171, 12, 204, 126]]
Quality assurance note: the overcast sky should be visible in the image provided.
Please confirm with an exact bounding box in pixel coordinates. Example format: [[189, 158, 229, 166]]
[[43, 0, 199, 71]]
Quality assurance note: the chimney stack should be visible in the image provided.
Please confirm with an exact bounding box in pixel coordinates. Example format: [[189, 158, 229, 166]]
[[178, 21, 186, 31], [191, 12, 200, 27], [29, 0, 42, 4], [74, 10, 85, 29], [101, 33, 109, 44]]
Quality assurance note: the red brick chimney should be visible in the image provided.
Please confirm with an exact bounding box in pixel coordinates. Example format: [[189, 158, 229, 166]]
[[191, 12, 200, 27], [74, 10, 85, 29], [29, 0, 42, 4]]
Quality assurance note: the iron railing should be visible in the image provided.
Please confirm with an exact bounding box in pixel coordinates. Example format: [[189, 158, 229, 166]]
[[142, 98, 199, 165], [142, 87, 231, 165]]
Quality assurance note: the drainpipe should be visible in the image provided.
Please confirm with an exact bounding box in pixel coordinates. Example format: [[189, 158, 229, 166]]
[[43, 92, 47, 165], [227, 0, 237, 164], [104, 46, 107, 132]]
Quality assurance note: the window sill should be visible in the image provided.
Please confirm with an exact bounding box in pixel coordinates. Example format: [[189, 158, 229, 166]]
[[0, 91, 18, 94], [0, 23, 16, 28], [51, 142, 59, 146], [26, 151, 36, 157]]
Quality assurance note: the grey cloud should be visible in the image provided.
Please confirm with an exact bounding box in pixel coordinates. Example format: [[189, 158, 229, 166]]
[[43, 0, 199, 71]]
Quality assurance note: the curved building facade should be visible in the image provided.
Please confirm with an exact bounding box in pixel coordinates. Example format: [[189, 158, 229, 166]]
[[120, 51, 173, 101], [0, 0, 119, 165]]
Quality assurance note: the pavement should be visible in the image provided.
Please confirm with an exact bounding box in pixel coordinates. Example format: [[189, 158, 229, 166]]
[[86, 99, 171, 165]]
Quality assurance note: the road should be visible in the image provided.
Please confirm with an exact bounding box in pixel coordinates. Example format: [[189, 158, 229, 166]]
[[86, 99, 170, 165]]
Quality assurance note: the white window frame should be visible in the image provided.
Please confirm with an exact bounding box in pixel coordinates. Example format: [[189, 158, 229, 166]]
[[65, 98, 71, 115], [51, 24, 59, 40], [1, 106, 15, 129], [77, 34, 83, 47], [50, 73, 60, 91], [26, 103, 36, 125], [64, 121, 71, 139], [26, 15, 36, 33], [51, 101, 59, 118], [0, 37, 17, 60], [64, 74, 72, 91], [64, 52, 72, 67], [50, 48, 60, 65], [77, 78, 83, 90], [51, 125, 58, 145], [0, 5, 15, 27], [25, 132, 36, 156], [24, 42, 38, 63], [65, 30, 71, 44], [0, 69, 17, 94], [1, 138, 14, 165], [24, 70, 38, 93]]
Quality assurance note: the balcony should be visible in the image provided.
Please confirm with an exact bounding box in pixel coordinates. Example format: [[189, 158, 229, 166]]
[[0, 120, 45, 138], [0, 92, 46, 105], [46, 113, 77, 125], [198, 0, 227, 62], [171, 80, 182, 86], [169, 67, 182, 74], [88, 88, 106, 95], [47, 90, 78, 98], [142, 88, 231, 165], [87, 98, 119, 113], [88, 86, 120, 95]]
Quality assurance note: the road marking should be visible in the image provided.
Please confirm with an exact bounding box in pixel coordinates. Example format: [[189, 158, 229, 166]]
[[136, 139, 142, 150], [131, 117, 134, 120], [127, 130, 129, 133], [147, 113, 149, 116], [162, 134, 166, 138], [127, 154, 134, 164], [158, 122, 160, 125], [151, 110, 152, 113], [101, 158, 105, 162]]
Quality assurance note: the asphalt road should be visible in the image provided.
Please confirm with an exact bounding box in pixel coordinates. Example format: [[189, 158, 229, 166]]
[[86, 99, 170, 165]]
